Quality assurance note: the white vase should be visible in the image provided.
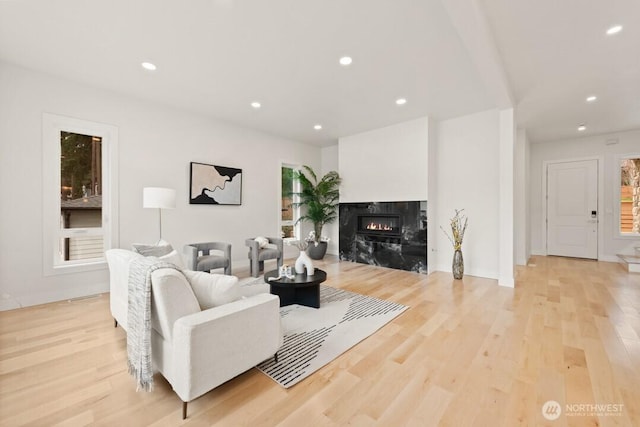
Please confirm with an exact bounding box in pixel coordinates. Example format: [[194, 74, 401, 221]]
[[295, 250, 315, 276]]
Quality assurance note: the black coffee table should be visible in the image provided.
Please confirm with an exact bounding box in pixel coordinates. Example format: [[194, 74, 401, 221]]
[[264, 269, 327, 308]]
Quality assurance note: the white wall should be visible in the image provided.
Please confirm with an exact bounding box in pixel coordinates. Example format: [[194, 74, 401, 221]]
[[434, 109, 501, 279], [0, 62, 320, 309], [338, 118, 429, 203], [514, 128, 530, 265], [498, 109, 515, 286], [529, 129, 640, 261], [321, 145, 340, 255], [427, 117, 439, 273]]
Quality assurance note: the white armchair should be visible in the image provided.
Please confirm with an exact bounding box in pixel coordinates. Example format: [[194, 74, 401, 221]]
[[105, 249, 282, 419]]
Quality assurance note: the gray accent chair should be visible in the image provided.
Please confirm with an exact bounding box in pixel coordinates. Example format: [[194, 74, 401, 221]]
[[245, 237, 283, 277], [184, 242, 232, 275]]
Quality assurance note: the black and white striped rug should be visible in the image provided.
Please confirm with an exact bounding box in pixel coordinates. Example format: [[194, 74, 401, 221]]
[[256, 285, 408, 388]]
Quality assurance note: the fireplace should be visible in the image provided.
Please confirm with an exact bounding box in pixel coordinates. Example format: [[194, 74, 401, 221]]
[[340, 201, 427, 273], [357, 214, 401, 236]]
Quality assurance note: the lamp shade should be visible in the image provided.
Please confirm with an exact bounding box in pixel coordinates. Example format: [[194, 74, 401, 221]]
[[143, 187, 176, 209]]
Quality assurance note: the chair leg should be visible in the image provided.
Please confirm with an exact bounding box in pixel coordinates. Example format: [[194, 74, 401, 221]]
[[114, 319, 118, 328], [182, 401, 188, 419], [250, 256, 258, 277]]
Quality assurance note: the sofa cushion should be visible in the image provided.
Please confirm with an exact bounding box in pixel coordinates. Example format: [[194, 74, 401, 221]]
[[158, 249, 185, 269], [196, 255, 228, 272], [183, 271, 240, 309], [150, 269, 201, 341], [237, 276, 270, 297], [258, 247, 280, 261], [133, 241, 173, 257]]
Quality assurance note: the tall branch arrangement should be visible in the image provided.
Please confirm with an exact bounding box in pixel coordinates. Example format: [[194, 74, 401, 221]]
[[440, 209, 468, 251]]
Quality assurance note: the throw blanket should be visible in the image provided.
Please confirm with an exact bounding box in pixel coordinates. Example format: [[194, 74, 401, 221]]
[[127, 257, 179, 392]]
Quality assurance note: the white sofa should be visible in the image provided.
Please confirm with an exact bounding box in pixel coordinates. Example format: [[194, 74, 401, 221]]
[[105, 248, 282, 419]]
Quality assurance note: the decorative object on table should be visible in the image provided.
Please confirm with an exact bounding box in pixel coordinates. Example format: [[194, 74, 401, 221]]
[[288, 239, 314, 275], [277, 264, 294, 279], [295, 250, 315, 276], [440, 208, 468, 280], [291, 165, 341, 260], [189, 161, 242, 205], [256, 285, 408, 388], [143, 187, 176, 242]]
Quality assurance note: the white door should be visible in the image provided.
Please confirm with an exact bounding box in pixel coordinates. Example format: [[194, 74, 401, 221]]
[[547, 160, 598, 259]]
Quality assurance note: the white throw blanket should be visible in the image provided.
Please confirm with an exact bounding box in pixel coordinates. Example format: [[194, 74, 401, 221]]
[[127, 257, 179, 392]]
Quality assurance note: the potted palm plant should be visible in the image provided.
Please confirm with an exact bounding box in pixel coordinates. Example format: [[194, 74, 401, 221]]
[[292, 165, 341, 260]]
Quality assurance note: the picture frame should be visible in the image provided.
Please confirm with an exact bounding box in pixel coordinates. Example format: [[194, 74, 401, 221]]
[[189, 162, 242, 205]]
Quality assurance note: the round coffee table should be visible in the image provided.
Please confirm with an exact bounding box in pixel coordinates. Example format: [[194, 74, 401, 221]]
[[264, 268, 327, 308]]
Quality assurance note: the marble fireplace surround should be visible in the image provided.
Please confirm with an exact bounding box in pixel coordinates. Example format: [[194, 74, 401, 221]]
[[339, 201, 427, 273]]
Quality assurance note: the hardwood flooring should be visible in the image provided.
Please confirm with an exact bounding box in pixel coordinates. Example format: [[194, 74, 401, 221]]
[[0, 256, 639, 426]]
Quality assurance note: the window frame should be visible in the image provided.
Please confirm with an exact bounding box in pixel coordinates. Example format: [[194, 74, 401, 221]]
[[280, 163, 301, 242], [614, 153, 640, 239], [42, 113, 119, 275]]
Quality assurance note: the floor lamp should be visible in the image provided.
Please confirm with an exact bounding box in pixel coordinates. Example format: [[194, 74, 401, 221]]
[[143, 187, 176, 243]]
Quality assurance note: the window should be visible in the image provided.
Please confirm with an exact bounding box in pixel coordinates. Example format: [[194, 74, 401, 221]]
[[43, 114, 119, 275], [281, 165, 300, 240], [619, 155, 640, 236]]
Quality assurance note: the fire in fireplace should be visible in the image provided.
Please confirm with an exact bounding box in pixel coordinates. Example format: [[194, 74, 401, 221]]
[[366, 222, 393, 231], [357, 214, 401, 235]]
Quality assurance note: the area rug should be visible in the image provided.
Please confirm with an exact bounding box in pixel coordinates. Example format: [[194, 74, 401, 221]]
[[256, 285, 408, 388]]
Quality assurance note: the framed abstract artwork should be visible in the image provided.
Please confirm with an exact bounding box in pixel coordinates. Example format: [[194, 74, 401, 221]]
[[189, 162, 242, 205]]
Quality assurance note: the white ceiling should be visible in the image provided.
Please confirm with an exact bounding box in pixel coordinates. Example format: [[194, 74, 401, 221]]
[[0, 0, 638, 146], [481, 0, 640, 143]]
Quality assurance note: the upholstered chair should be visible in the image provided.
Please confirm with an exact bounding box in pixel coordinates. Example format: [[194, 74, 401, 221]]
[[184, 242, 232, 275], [105, 249, 282, 419], [245, 237, 283, 277]]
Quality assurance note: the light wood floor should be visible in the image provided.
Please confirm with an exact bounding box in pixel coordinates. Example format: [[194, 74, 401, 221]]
[[1, 256, 639, 426]]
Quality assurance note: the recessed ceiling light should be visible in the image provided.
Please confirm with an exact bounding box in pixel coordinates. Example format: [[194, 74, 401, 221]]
[[577, 124, 586, 131], [606, 25, 623, 35], [395, 98, 407, 105], [586, 95, 597, 102], [141, 62, 157, 71], [339, 56, 352, 66], [313, 124, 322, 130], [250, 101, 261, 109]]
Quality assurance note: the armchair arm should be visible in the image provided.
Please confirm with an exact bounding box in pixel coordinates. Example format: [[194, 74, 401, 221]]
[[218, 243, 232, 274], [267, 237, 283, 254], [183, 245, 198, 270], [171, 293, 282, 402], [267, 237, 284, 270], [245, 238, 260, 253]]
